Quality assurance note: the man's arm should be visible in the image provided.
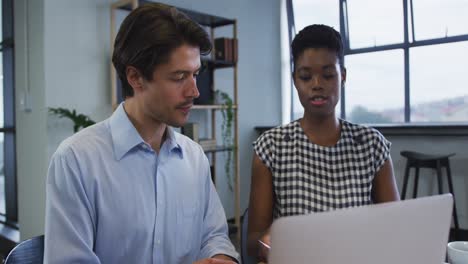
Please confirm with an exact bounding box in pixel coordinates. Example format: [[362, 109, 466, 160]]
[[44, 148, 101, 263], [197, 158, 239, 262], [212, 254, 237, 262], [194, 257, 236, 264]]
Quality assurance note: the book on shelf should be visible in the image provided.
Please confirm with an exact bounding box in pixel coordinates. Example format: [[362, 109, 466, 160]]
[[233, 38, 238, 63], [214, 37, 227, 61], [194, 63, 214, 105], [181, 123, 199, 142], [199, 138, 217, 151], [227, 38, 232, 62], [214, 37, 238, 63]]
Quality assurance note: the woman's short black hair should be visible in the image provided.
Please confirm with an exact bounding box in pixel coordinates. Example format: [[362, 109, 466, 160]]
[[112, 3, 212, 98], [291, 24, 344, 72]]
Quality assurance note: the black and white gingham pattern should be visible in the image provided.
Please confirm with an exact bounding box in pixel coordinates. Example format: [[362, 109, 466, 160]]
[[253, 120, 391, 219]]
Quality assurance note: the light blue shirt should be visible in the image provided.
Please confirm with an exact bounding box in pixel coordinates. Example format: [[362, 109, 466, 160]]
[[45, 103, 238, 264]]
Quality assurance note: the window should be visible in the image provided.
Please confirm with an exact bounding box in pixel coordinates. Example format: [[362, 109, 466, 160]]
[[345, 50, 404, 123], [410, 42, 468, 122], [347, 0, 403, 49], [412, 0, 468, 41], [1, 0, 17, 226], [289, 0, 468, 124], [292, 0, 339, 31]]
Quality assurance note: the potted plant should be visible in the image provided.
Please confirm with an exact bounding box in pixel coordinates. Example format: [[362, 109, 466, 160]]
[[49, 107, 95, 133], [215, 90, 235, 191]]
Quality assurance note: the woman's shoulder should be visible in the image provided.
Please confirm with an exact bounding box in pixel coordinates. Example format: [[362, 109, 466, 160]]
[[258, 120, 300, 141], [341, 119, 386, 142]]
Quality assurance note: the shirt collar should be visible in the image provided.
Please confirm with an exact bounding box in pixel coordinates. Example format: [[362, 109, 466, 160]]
[[109, 103, 145, 160], [164, 126, 183, 158], [109, 103, 183, 160]]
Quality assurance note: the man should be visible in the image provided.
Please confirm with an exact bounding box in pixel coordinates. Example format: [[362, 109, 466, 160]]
[[44, 3, 238, 263]]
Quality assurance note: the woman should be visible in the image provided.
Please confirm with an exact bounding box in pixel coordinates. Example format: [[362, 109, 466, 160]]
[[247, 24, 400, 262]]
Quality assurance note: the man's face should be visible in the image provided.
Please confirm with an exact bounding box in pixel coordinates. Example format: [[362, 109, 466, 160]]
[[136, 44, 201, 127], [293, 47, 346, 118]]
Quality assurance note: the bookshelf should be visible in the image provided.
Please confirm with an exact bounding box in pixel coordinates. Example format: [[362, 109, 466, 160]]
[[110, 0, 240, 241]]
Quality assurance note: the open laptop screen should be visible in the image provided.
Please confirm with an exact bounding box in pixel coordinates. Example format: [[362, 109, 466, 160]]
[[269, 194, 453, 264]]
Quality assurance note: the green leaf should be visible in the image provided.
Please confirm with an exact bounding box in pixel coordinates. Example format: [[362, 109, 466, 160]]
[[215, 90, 235, 191], [49, 107, 96, 133]]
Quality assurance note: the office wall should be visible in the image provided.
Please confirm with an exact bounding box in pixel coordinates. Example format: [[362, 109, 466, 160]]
[[14, 0, 48, 241], [15, 0, 112, 240], [14, 0, 281, 239], [44, 0, 112, 158]]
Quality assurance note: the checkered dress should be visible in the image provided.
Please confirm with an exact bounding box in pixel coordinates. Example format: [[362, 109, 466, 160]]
[[253, 119, 391, 219]]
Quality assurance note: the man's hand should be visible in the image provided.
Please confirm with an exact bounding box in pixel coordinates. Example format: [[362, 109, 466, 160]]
[[193, 258, 236, 264]]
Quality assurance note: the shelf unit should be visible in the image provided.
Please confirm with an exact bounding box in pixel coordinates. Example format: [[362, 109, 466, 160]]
[[110, 0, 240, 241]]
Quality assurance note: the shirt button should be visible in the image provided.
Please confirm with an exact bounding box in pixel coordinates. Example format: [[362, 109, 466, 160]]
[[157, 240, 161, 244]]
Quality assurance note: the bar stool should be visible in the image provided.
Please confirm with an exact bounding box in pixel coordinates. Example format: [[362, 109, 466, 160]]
[[400, 150, 459, 235]]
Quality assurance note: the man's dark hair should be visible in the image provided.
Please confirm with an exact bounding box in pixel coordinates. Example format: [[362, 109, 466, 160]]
[[291, 24, 344, 72], [112, 3, 212, 98]]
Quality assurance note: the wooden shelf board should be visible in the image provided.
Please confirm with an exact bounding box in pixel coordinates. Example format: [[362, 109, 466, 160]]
[[202, 145, 234, 153], [192, 104, 238, 110], [202, 58, 236, 69]]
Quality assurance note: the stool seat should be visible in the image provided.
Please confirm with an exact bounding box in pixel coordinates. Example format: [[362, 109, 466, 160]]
[[400, 151, 455, 161], [400, 150, 459, 239]]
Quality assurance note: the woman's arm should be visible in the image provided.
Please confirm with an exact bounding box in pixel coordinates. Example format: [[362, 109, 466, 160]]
[[372, 156, 400, 203], [247, 153, 274, 261]]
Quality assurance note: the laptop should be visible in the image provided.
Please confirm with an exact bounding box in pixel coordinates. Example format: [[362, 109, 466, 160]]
[[269, 194, 453, 264]]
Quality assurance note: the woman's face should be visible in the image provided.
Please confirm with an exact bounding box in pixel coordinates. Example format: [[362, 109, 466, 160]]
[[293, 47, 346, 119]]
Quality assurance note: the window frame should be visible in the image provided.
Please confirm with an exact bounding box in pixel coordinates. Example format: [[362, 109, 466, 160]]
[[1, 0, 18, 228]]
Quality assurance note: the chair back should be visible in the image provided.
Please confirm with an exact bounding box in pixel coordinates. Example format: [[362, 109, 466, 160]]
[[4, 235, 44, 264], [241, 208, 257, 264]]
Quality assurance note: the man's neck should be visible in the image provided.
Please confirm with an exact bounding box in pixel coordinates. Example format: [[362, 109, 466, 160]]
[[123, 100, 167, 153]]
